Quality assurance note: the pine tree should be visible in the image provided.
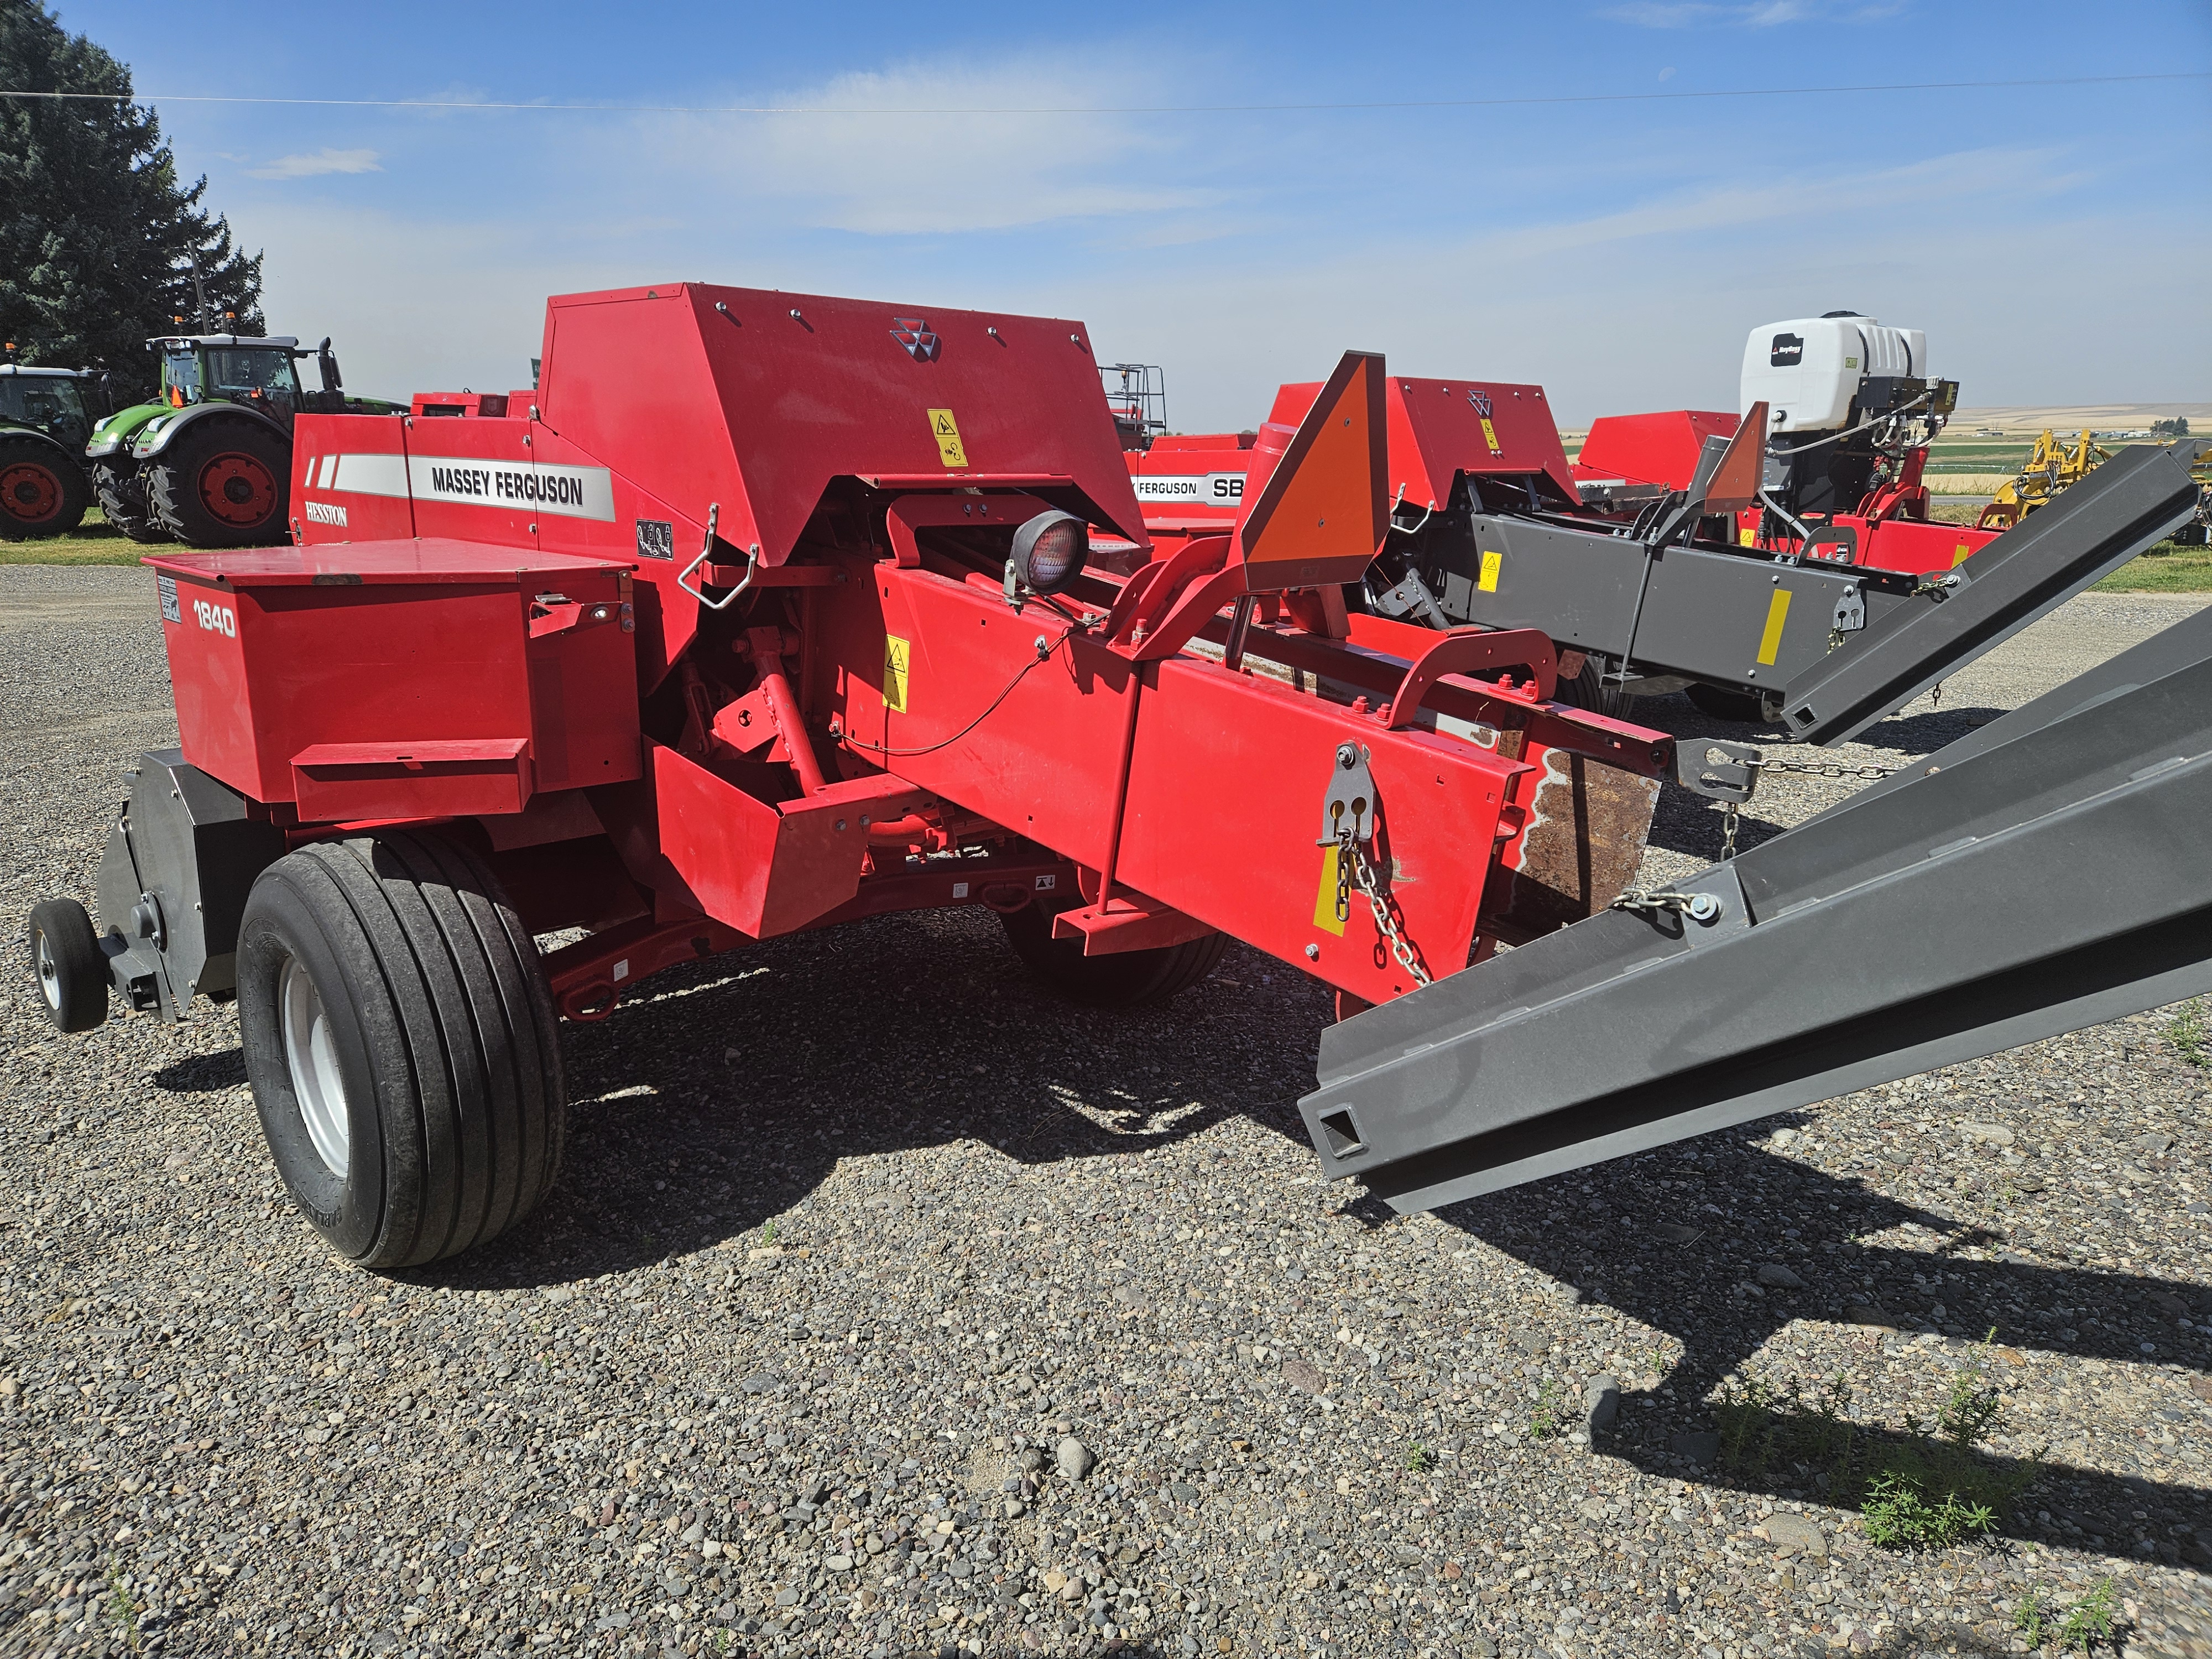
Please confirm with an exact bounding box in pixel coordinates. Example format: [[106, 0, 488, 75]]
[[0, 0, 263, 398]]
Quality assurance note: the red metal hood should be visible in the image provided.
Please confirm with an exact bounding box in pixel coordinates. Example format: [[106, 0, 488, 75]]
[[535, 284, 1147, 564]]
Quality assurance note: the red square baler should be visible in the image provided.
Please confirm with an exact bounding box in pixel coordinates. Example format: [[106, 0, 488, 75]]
[[25, 283, 1692, 1269]]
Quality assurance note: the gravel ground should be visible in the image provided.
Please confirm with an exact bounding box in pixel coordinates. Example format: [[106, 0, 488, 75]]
[[3, 567, 2208, 1659]]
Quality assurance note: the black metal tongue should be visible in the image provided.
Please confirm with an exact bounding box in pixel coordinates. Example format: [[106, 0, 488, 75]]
[[1300, 598, 2212, 1212]]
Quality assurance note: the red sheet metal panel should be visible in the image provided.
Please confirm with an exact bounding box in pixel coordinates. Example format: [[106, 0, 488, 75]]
[[144, 541, 638, 813], [1574, 409, 1738, 489]]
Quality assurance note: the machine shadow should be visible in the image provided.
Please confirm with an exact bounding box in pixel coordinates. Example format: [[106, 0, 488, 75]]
[[1427, 1133, 2212, 1563], [397, 908, 1328, 1292]]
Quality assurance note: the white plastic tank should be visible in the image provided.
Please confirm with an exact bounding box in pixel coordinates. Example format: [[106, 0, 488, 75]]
[[1739, 314, 1926, 433]]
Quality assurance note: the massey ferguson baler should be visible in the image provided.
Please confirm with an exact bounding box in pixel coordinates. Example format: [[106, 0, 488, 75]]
[[24, 283, 2212, 1275]]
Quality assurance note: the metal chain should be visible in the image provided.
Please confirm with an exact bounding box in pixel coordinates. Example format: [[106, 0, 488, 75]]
[[1721, 801, 1740, 862], [1341, 833, 1432, 988], [1746, 757, 1901, 781], [1333, 840, 1352, 926], [1610, 888, 1722, 922]]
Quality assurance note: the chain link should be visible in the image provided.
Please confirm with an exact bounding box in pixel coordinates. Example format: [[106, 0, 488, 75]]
[[1338, 832, 1432, 988], [1721, 801, 1740, 862], [1746, 756, 1901, 780], [1333, 840, 1352, 926], [1610, 888, 1722, 922]]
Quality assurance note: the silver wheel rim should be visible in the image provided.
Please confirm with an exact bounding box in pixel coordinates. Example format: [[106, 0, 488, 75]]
[[35, 930, 60, 1012], [279, 955, 349, 1178]]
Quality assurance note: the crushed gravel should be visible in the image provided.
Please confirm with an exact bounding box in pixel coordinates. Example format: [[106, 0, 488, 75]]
[[3, 566, 2208, 1659]]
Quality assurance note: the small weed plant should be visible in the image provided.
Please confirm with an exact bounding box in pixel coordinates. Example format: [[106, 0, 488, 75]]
[[1528, 1381, 1568, 1439], [2169, 1000, 2207, 1067], [2057, 1577, 2117, 1651], [103, 1556, 142, 1652], [1406, 1442, 1434, 1473], [1713, 1332, 2040, 1550]]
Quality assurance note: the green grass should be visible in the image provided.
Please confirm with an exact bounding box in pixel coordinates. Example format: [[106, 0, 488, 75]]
[[2169, 999, 2207, 1067], [1713, 1336, 2043, 1551], [1, 508, 149, 565]]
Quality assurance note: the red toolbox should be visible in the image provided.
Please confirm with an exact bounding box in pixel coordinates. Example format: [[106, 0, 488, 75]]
[[146, 539, 640, 821]]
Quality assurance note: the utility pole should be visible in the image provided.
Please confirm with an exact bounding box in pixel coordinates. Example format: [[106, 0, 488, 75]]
[[190, 253, 210, 333]]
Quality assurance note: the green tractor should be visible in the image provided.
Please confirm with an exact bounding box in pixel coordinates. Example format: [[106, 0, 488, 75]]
[[0, 363, 108, 539], [86, 334, 403, 547]]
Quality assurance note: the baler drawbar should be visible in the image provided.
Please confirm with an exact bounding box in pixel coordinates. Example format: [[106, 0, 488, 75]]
[[23, 282, 2212, 1272]]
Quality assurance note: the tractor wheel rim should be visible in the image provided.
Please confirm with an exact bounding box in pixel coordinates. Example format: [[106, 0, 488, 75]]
[[1, 462, 61, 524], [198, 452, 276, 528], [35, 930, 61, 1012], [280, 956, 349, 1178]]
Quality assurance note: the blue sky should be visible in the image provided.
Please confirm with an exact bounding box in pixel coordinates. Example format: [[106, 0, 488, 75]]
[[54, 0, 2212, 429]]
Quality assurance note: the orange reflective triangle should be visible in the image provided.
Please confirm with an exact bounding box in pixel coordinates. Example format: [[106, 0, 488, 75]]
[[1235, 350, 1387, 590]]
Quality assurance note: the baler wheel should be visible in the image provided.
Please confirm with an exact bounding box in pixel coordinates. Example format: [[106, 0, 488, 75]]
[[0, 437, 87, 539], [1556, 654, 1632, 718], [148, 422, 290, 547], [998, 899, 1229, 1007], [1684, 682, 1777, 726], [91, 462, 166, 544], [28, 899, 108, 1033], [235, 832, 566, 1270]]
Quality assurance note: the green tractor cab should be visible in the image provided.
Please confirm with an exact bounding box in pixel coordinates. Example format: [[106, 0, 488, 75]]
[[87, 335, 403, 547], [0, 365, 109, 539]]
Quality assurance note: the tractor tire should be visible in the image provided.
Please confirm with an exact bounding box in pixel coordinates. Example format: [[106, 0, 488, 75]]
[[92, 462, 166, 543], [0, 436, 88, 540], [998, 898, 1229, 1007], [28, 898, 108, 1034], [149, 421, 290, 547], [235, 832, 565, 1271], [1684, 682, 1776, 725]]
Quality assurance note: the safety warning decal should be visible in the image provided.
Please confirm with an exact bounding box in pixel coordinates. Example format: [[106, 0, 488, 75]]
[[1478, 550, 1503, 594], [157, 574, 180, 624], [928, 408, 968, 468], [883, 634, 911, 713]]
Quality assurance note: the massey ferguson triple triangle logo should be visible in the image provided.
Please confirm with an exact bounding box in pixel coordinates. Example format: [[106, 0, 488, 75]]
[[1468, 388, 1494, 417], [890, 317, 941, 362]]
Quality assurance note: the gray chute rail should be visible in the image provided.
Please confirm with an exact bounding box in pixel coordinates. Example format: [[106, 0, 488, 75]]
[[1780, 439, 2206, 746], [1299, 600, 2212, 1214]]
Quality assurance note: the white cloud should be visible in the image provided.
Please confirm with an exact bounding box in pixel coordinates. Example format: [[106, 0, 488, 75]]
[[247, 148, 383, 180], [643, 51, 1225, 234]]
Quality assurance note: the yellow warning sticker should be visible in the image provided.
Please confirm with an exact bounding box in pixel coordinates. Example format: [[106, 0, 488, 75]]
[[883, 634, 911, 713], [1478, 549, 1503, 593], [1312, 847, 1348, 937], [1479, 416, 1501, 455], [1952, 542, 1973, 568], [1756, 589, 1792, 666], [928, 408, 967, 468], [1740, 526, 1756, 548]]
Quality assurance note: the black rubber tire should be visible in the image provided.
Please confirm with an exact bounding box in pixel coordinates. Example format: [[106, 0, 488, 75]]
[[1556, 654, 1631, 718], [0, 436, 89, 539], [91, 461, 167, 544], [28, 899, 108, 1034], [234, 832, 565, 1270], [148, 419, 291, 547], [998, 898, 1229, 1007], [1684, 682, 1773, 724]]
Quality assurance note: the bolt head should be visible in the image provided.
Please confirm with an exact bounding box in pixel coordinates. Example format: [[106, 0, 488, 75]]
[[1336, 744, 1358, 767], [1305, 943, 1321, 961]]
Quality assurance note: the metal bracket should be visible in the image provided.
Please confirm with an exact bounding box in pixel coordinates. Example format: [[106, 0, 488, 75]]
[[1676, 738, 1760, 802], [1369, 567, 1450, 628], [1318, 742, 1377, 847], [1831, 583, 1865, 633], [677, 504, 758, 612]]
